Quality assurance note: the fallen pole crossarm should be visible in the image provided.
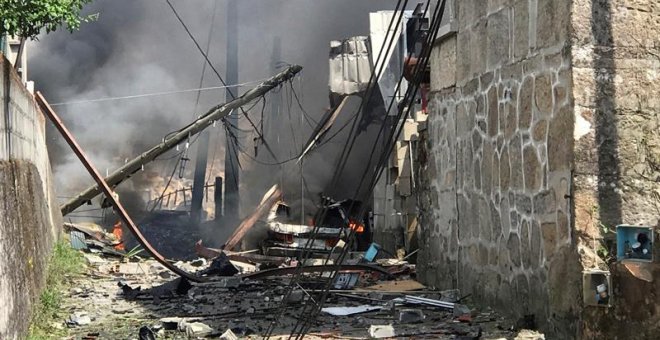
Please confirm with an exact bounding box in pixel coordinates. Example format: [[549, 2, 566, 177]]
[[36, 92, 206, 283], [60, 64, 303, 216]]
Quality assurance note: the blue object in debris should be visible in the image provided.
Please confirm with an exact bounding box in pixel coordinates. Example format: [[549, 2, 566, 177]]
[[364, 243, 381, 262], [616, 225, 654, 262], [69, 230, 87, 250]]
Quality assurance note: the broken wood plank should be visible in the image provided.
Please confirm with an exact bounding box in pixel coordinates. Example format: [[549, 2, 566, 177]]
[[223, 184, 281, 251], [363, 279, 426, 292]]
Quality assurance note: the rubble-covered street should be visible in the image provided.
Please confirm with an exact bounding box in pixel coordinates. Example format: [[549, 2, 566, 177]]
[[3, 0, 658, 339], [59, 251, 540, 340]]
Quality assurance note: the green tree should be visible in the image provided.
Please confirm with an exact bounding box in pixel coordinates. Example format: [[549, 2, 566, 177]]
[[0, 0, 94, 40]]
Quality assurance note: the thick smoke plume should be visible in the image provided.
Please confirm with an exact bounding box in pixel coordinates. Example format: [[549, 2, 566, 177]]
[[29, 0, 406, 225]]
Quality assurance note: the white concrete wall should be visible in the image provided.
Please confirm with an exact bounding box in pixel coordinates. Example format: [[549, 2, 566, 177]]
[[0, 53, 62, 340]]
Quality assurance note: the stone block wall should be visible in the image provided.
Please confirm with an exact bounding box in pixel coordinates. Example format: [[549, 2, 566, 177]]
[[0, 53, 62, 339], [417, 0, 582, 337], [571, 0, 660, 338]]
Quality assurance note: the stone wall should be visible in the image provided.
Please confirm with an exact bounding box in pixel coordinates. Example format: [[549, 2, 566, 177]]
[[0, 54, 62, 339], [417, 0, 582, 337], [571, 0, 660, 338]]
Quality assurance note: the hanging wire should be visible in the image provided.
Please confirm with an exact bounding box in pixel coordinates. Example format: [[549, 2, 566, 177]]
[[48, 80, 267, 106], [294, 2, 446, 337], [263, 0, 409, 337]]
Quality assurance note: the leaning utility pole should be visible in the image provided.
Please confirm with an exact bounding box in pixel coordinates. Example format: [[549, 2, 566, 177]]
[[59, 65, 303, 216], [224, 0, 240, 223]]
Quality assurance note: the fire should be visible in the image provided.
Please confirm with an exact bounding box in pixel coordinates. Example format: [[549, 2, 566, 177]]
[[348, 220, 364, 233]]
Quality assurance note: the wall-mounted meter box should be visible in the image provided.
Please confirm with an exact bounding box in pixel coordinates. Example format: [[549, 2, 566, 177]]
[[583, 270, 612, 307], [616, 225, 654, 262]]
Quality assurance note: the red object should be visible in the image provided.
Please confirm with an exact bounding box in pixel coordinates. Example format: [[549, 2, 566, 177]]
[[112, 221, 125, 251], [457, 314, 472, 323], [36, 92, 205, 283]]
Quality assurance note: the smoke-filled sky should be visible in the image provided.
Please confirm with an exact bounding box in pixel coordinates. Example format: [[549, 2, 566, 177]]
[[29, 0, 412, 218]]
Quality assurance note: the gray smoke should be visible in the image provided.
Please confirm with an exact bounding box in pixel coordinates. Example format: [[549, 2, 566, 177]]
[[29, 0, 408, 221]]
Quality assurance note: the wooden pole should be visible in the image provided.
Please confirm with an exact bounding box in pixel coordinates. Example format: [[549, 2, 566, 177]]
[[59, 65, 302, 215]]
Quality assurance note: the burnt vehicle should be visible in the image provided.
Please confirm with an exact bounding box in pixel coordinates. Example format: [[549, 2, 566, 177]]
[[262, 197, 370, 257]]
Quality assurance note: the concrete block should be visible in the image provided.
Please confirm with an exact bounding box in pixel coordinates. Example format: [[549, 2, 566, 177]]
[[403, 119, 419, 141], [430, 35, 457, 91]]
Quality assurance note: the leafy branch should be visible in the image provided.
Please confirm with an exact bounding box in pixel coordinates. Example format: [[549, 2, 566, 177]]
[[0, 0, 96, 40]]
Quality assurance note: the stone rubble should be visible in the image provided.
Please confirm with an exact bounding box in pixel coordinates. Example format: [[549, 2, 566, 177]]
[[56, 254, 543, 339]]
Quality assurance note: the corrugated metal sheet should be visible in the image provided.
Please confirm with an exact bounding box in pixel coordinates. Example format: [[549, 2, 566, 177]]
[[369, 10, 412, 115], [329, 36, 372, 95]]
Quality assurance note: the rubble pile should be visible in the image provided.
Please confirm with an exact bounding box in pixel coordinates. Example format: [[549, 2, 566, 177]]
[[59, 230, 535, 339]]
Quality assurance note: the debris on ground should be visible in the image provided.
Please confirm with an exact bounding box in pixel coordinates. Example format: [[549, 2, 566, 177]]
[[57, 192, 539, 339], [58, 247, 526, 339]]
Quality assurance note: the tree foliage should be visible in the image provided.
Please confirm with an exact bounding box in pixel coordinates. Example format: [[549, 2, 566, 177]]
[[0, 0, 94, 39]]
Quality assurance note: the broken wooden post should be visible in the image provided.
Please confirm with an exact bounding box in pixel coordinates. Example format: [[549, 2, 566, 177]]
[[223, 184, 281, 251]]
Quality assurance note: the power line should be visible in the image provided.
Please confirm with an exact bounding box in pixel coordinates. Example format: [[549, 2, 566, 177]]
[[166, 0, 280, 163], [264, 1, 410, 337], [48, 80, 265, 106], [289, 1, 446, 337], [165, 0, 232, 95]]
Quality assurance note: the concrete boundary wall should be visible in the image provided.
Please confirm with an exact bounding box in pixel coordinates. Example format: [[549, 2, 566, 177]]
[[0, 53, 62, 340]]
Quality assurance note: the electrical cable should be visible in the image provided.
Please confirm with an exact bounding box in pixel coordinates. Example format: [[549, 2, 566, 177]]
[[166, 0, 281, 165], [289, 80, 318, 128], [263, 1, 408, 337], [48, 80, 265, 106], [301, 3, 444, 336], [286, 0, 409, 299], [291, 1, 445, 337]]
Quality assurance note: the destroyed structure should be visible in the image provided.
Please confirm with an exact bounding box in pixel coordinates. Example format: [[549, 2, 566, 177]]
[[1, 0, 659, 339]]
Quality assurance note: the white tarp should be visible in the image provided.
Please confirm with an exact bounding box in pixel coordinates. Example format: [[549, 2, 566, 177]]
[[321, 305, 382, 316]]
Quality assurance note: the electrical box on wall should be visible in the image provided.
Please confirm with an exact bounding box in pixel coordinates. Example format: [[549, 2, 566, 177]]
[[616, 225, 654, 262], [583, 270, 613, 307]]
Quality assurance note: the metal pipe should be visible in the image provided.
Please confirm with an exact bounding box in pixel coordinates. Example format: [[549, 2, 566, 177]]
[[36, 92, 206, 282], [59, 64, 302, 215]]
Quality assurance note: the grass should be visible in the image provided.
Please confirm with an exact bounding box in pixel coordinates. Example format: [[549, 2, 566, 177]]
[[28, 240, 85, 339]]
